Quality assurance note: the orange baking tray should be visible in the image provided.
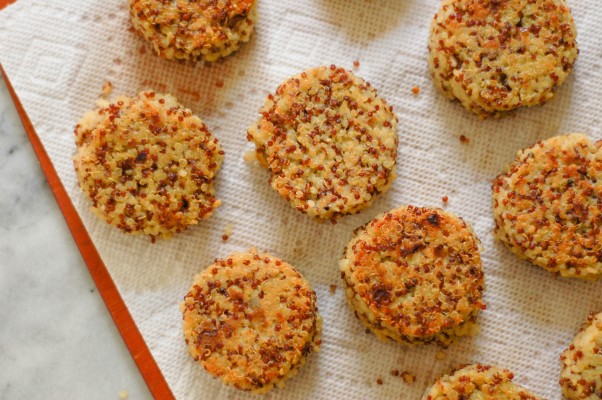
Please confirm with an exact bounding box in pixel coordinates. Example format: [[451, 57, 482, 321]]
[[0, 1, 175, 398]]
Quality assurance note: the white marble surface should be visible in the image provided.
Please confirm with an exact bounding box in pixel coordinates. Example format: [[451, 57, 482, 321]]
[[0, 74, 152, 399]]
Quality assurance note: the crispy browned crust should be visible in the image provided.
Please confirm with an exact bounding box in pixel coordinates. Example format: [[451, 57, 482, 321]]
[[492, 134, 602, 279], [340, 206, 485, 346], [129, 0, 257, 62], [73, 91, 223, 240], [182, 248, 322, 393], [247, 65, 399, 221], [422, 364, 542, 400], [428, 0, 578, 118], [559, 312, 602, 399]]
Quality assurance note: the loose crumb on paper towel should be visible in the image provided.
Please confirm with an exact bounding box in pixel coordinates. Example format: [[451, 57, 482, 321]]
[[222, 224, 233, 241], [102, 81, 113, 96], [459, 135, 470, 144], [118, 389, 128, 399], [400, 371, 417, 383], [244, 150, 257, 163], [390, 369, 416, 383], [411, 86, 420, 95]]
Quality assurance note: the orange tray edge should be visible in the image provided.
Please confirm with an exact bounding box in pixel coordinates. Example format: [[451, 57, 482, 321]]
[[1, 63, 175, 399]]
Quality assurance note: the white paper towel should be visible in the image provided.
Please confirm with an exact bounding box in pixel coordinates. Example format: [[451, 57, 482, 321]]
[[1, 1, 601, 398]]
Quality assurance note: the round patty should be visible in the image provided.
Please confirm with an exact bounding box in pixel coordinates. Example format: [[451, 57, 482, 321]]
[[492, 134, 602, 279], [247, 65, 399, 221], [428, 0, 578, 118], [73, 90, 223, 240], [560, 312, 602, 399], [129, 0, 257, 62], [423, 364, 542, 400], [340, 206, 485, 346], [181, 248, 322, 393]]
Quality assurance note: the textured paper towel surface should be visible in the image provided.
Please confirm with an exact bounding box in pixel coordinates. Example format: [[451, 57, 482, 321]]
[[1, 1, 601, 398]]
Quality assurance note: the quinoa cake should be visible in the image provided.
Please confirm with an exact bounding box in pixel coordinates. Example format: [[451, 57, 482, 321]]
[[492, 134, 602, 279], [181, 248, 321, 393], [340, 206, 485, 346], [73, 90, 223, 240], [560, 312, 602, 399], [423, 364, 542, 400], [247, 65, 399, 221], [129, 0, 257, 62], [428, 0, 578, 118]]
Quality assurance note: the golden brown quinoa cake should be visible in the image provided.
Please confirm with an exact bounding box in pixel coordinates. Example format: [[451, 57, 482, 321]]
[[340, 206, 485, 346], [73, 90, 223, 240], [428, 0, 578, 118], [422, 364, 542, 400], [181, 248, 321, 393], [560, 312, 602, 399], [129, 0, 257, 62], [492, 134, 602, 279], [247, 65, 399, 221]]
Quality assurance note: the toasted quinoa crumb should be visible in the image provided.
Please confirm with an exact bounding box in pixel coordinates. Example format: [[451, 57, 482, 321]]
[[329, 284, 337, 294], [391, 369, 400, 377], [182, 248, 322, 393], [247, 65, 399, 220], [353, 60, 360, 68], [401, 371, 416, 383], [559, 312, 602, 399], [492, 134, 602, 279], [129, 0, 257, 62], [102, 81, 112, 96], [423, 364, 541, 400], [459, 135, 470, 144], [442, 196, 449, 204], [377, 378, 383, 385], [73, 90, 223, 240], [428, 0, 578, 118], [412, 86, 420, 95], [223, 224, 233, 238], [340, 206, 485, 346], [243, 150, 258, 163]]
